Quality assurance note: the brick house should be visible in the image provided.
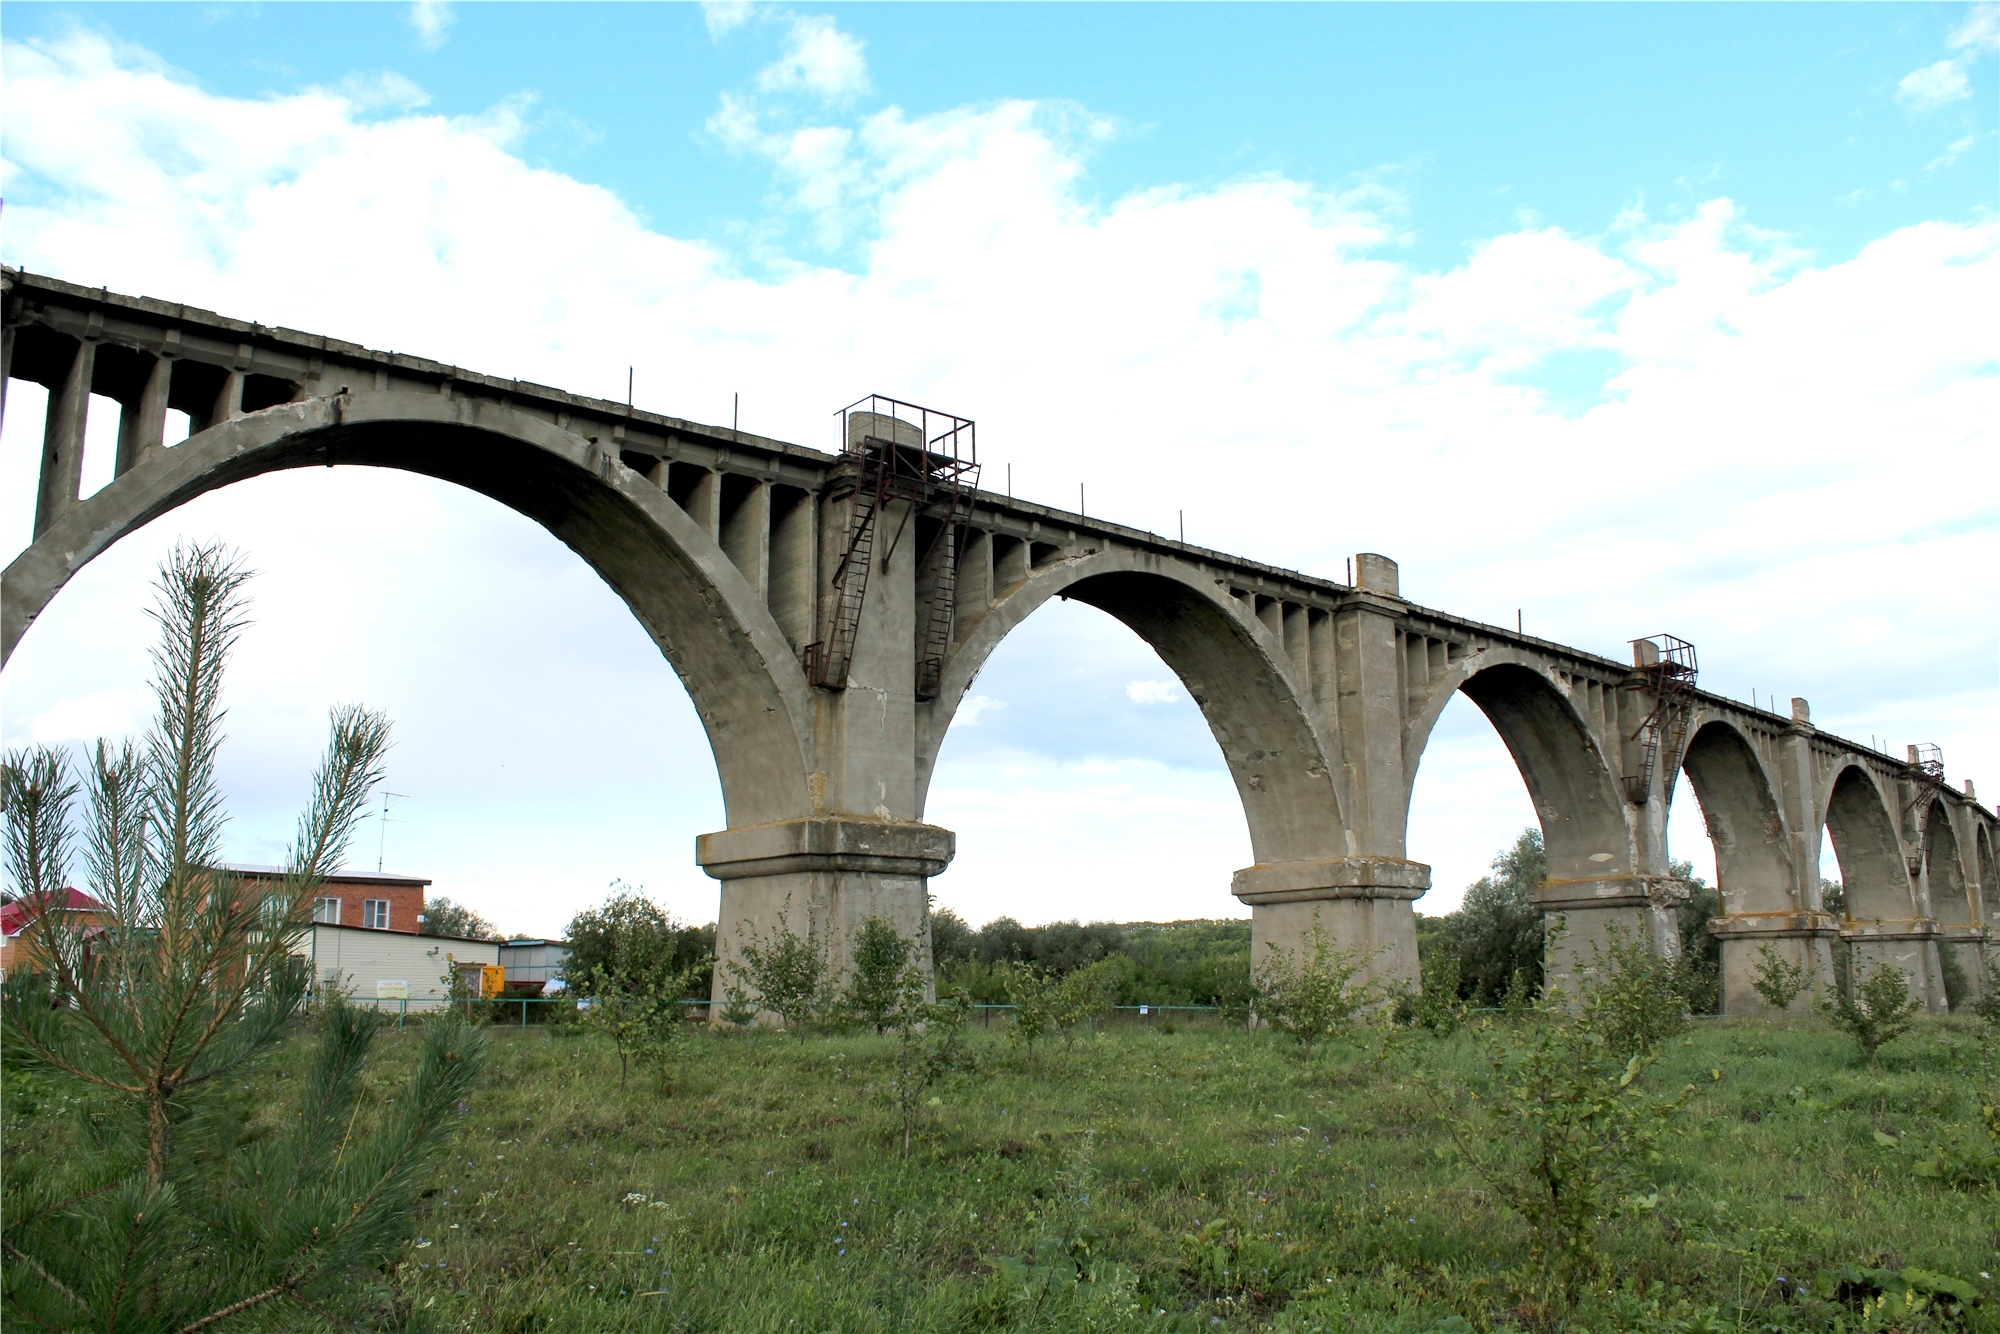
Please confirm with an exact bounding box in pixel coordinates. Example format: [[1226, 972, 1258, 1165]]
[[0, 888, 109, 979], [224, 865, 429, 935]]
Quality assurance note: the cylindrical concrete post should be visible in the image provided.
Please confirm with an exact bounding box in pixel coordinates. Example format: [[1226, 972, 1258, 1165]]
[[699, 816, 954, 1025], [115, 354, 173, 477], [34, 337, 95, 538]]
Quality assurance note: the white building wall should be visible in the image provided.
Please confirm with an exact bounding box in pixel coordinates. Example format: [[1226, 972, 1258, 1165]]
[[298, 925, 500, 1013]]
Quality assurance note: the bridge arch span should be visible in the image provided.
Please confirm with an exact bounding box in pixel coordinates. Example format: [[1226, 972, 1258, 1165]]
[[1924, 798, 1971, 924], [920, 547, 1342, 866], [1675, 719, 1793, 917], [1406, 650, 1630, 886], [1, 390, 819, 827], [1818, 764, 1915, 922]]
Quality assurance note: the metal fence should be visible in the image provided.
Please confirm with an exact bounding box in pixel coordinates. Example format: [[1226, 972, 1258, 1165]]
[[325, 995, 1229, 1030]]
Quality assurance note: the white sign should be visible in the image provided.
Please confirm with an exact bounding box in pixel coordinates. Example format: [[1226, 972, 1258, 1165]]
[[376, 979, 409, 999]]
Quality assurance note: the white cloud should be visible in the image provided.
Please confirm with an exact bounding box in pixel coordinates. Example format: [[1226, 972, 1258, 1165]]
[[1126, 680, 1184, 705], [1950, 3, 2000, 54], [1898, 58, 1971, 111], [0, 30, 1992, 929], [956, 694, 1004, 726], [1929, 132, 1982, 171], [408, 0, 453, 52], [756, 14, 869, 102], [13, 689, 151, 746], [703, 1, 755, 39]]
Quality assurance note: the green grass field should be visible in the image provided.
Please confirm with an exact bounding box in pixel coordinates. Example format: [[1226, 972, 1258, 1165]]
[[54, 1012, 2000, 1332]]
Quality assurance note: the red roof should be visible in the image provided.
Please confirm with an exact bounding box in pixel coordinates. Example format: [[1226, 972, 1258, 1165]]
[[1, 888, 107, 936]]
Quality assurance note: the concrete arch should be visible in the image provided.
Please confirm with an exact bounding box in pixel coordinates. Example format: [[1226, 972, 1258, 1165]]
[[917, 549, 1342, 865], [1924, 799, 1971, 925], [1677, 720, 1794, 915], [1407, 651, 1629, 885], [0, 390, 818, 827], [1819, 764, 1915, 921]]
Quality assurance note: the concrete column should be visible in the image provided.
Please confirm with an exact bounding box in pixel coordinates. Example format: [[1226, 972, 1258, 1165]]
[[687, 468, 720, 542], [33, 337, 95, 538], [211, 369, 244, 426], [115, 355, 172, 477], [1711, 911, 1839, 1013], [768, 487, 817, 652], [1245, 552, 1425, 992], [1840, 918, 1947, 1014], [700, 816, 954, 1022], [994, 535, 1030, 588], [1540, 875, 1690, 999], [721, 478, 771, 597], [1234, 858, 1428, 989]]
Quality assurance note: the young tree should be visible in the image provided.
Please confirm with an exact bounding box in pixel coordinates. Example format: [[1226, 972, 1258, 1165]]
[[1002, 962, 1059, 1064], [422, 896, 501, 940], [841, 914, 915, 1034], [1253, 913, 1377, 1055], [1750, 942, 1810, 1012], [579, 962, 697, 1091], [733, 901, 830, 1038], [1050, 956, 1126, 1050], [1818, 952, 1924, 1064], [1425, 829, 1548, 1005], [0, 541, 484, 1331], [1440, 995, 1695, 1288], [563, 883, 711, 1000], [884, 966, 975, 1158]]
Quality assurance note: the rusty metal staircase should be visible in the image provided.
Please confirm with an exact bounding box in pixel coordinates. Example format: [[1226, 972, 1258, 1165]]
[[806, 396, 978, 697], [1624, 634, 1698, 805]]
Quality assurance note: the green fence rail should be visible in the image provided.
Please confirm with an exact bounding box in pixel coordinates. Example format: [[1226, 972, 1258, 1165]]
[[321, 995, 1231, 1030]]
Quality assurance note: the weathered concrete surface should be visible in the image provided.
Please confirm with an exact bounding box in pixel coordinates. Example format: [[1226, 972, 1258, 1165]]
[[5, 267, 1994, 1015]]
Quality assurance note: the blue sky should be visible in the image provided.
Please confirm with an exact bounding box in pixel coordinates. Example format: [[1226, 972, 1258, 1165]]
[[7, 2, 1991, 272], [2, 3, 1994, 936]]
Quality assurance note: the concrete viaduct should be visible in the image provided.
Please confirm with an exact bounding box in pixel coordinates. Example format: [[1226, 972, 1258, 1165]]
[[4, 269, 1993, 1015]]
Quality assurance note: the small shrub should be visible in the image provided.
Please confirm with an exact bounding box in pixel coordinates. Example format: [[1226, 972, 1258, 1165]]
[[885, 966, 975, 1158], [1972, 951, 2000, 1030], [1817, 952, 1923, 1065], [578, 962, 698, 1090], [1441, 996, 1695, 1286], [1003, 962, 1059, 1064], [1253, 912, 1378, 1055], [1580, 927, 1689, 1058], [840, 914, 914, 1034], [1750, 942, 1809, 1012], [1401, 946, 1468, 1036], [1051, 957, 1123, 1050], [734, 900, 831, 1038]]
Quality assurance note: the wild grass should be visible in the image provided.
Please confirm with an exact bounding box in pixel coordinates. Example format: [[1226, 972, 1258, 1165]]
[[18, 1012, 1996, 1332]]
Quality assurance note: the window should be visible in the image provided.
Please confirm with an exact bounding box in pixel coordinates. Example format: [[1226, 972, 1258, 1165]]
[[313, 897, 341, 925], [362, 899, 392, 931]]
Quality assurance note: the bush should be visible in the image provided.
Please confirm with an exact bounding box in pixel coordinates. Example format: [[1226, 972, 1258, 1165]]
[[1442, 996, 1695, 1285], [1817, 950, 1923, 1064], [1253, 913, 1378, 1054], [1751, 942, 1809, 1012], [1422, 829, 1548, 1006], [564, 885, 713, 1001], [1577, 927, 1690, 1059], [841, 914, 915, 1034], [734, 901, 831, 1037], [885, 966, 975, 1158]]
